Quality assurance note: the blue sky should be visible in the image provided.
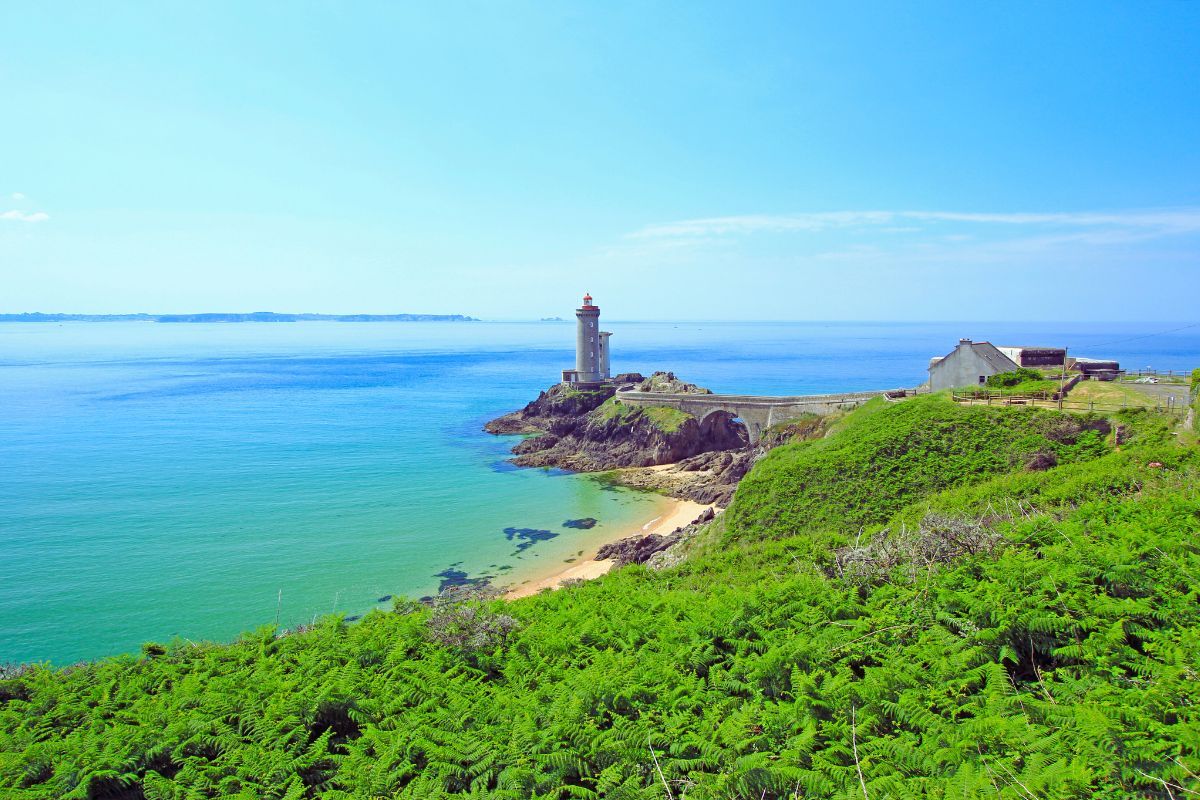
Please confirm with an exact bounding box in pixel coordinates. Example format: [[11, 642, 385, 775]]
[[1, 2, 1198, 320]]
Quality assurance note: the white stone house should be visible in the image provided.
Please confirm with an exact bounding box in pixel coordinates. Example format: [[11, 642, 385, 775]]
[[928, 339, 1020, 391]]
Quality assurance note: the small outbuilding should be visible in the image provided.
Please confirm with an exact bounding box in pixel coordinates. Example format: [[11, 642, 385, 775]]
[[927, 338, 1020, 391], [996, 346, 1066, 368], [1069, 357, 1121, 381]]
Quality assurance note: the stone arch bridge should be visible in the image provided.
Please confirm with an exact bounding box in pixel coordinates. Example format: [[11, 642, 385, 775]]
[[614, 388, 899, 445]]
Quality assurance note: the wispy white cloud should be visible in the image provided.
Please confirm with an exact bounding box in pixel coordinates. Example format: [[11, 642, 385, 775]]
[[629, 208, 1200, 241], [0, 210, 49, 223], [11, 192, 26, 201]]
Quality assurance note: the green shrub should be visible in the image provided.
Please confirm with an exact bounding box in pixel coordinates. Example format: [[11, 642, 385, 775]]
[[985, 367, 1044, 388]]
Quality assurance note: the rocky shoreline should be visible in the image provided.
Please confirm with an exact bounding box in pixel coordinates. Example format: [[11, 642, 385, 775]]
[[485, 372, 839, 576], [485, 372, 756, 500]]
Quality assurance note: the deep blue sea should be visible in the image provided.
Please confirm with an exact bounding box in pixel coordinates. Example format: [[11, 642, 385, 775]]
[[1, 320, 1195, 665]]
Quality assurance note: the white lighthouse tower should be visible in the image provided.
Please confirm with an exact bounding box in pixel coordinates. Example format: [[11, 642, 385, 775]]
[[562, 293, 612, 386]]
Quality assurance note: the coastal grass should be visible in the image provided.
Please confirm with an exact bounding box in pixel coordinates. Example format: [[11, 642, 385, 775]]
[[1069, 380, 1167, 410], [591, 397, 693, 434], [2, 397, 1198, 798], [557, 386, 612, 403], [1194, 368, 1200, 417], [725, 394, 1110, 544]]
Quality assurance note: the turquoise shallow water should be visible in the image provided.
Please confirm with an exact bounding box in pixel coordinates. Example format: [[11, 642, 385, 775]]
[[0, 320, 1196, 664]]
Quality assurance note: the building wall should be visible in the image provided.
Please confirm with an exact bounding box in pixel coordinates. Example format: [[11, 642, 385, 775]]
[[997, 347, 1066, 367], [929, 345, 1011, 391], [598, 331, 611, 379], [573, 308, 602, 383]]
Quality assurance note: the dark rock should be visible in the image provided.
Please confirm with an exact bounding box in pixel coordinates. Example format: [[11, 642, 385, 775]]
[[1025, 451, 1058, 471], [667, 449, 758, 506], [376, 595, 392, 603], [503, 527, 559, 553], [563, 517, 598, 529], [629, 371, 713, 395], [506, 398, 747, 472], [596, 532, 683, 566], [512, 434, 559, 454], [484, 372, 746, 472], [485, 372, 782, 505], [433, 567, 493, 592], [484, 375, 643, 435]]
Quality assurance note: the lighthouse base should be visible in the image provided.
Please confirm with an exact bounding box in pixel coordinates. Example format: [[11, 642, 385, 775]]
[[561, 369, 608, 387]]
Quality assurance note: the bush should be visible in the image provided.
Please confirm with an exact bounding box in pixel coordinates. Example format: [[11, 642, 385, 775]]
[[425, 597, 518, 655], [834, 512, 1004, 585], [986, 367, 1044, 388], [140, 642, 167, 658]]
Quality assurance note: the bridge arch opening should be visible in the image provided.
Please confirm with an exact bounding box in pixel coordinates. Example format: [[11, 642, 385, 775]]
[[698, 409, 750, 449]]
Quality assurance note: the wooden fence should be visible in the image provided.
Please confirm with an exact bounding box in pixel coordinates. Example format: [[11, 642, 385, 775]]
[[1122, 369, 1193, 379], [951, 393, 1186, 416]]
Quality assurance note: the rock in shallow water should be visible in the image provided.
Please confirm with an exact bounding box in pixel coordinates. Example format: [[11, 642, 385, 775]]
[[503, 527, 559, 554]]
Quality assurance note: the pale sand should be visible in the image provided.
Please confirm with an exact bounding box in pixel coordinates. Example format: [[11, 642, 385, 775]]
[[504, 497, 712, 600]]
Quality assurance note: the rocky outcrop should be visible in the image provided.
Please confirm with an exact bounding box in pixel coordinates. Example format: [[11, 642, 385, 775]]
[[510, 406, 746, 470], [611, 449, 759, 506], [594, 532, 680, 566], [596, 507, 716, 567], [484, 376, 639, 435], [485, 373, 844, 504], [487, 372, 748, 471], [601, 415, 842, 505], [624, 371, 713, 395]]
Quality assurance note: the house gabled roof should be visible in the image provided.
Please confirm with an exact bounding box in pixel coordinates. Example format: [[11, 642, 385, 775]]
[[932, 340, 1019, 373], [968, 342, 1020, 372]]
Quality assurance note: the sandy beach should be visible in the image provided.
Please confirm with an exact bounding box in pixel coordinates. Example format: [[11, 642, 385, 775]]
[[504, 497, 712, 599]]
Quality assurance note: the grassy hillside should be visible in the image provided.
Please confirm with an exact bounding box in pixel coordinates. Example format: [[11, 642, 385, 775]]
[[592, 397, 694, 434], [1, 397, 1197, 799], [726, 395, 1110, 543]]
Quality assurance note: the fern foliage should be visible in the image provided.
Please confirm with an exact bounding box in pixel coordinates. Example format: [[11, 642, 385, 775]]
[[2, 397, 1198, 798]]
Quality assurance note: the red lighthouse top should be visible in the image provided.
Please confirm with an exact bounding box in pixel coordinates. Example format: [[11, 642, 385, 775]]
[[581, 293, 596, 309]]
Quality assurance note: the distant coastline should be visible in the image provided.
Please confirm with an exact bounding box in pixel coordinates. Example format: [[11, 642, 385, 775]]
[[0, 312, 478, 323]]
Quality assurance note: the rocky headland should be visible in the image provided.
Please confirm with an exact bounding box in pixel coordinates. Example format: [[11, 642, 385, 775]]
[[485, 371, 747, 472], [487, 372, 838, 505]]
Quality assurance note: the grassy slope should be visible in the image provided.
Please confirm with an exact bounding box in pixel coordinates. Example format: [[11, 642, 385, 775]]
[[1194, 368, 1200, 417], [726, 395, 1109, 544], [591, 397, 693, 434], [1, 398, 1197, 799], [1070, 380, 1167, 410]]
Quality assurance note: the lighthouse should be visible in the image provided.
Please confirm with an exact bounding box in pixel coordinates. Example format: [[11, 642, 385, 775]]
[[561, 293, 612, 386]]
